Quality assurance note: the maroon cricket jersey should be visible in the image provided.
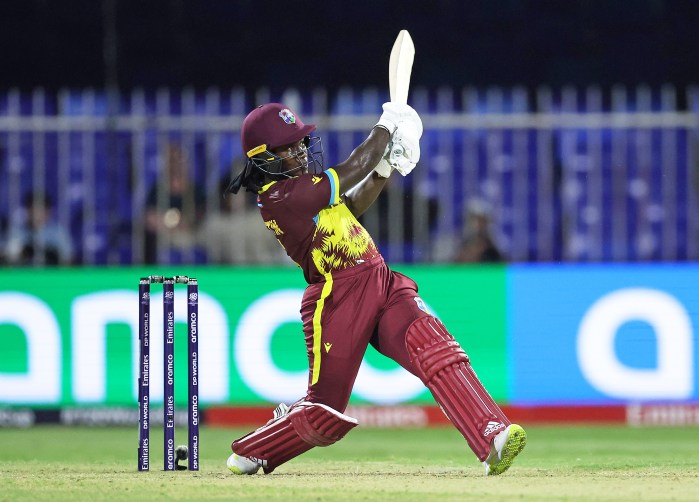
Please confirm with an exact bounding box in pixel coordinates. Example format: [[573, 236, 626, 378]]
[[257, 168, 380, 283]]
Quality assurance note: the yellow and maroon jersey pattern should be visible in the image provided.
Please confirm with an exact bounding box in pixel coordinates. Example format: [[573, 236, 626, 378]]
[[257, 168, 379, 284], [310, 200, 379, 276]]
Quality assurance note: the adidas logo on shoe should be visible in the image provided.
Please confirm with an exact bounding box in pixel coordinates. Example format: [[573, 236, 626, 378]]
[[483, 420, 505, 436]]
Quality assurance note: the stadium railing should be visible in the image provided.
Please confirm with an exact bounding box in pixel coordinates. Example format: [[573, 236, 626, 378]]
[[0, 85, 697, 265]]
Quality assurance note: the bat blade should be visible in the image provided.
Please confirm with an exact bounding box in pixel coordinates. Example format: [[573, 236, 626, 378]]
[[389, 30, 415, 104]]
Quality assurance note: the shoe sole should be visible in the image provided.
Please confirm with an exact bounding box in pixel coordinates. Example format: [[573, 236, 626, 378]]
[[487, 424, 527, 476]]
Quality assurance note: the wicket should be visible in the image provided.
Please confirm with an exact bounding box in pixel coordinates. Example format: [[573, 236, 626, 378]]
[[138, 275, 199, 471]]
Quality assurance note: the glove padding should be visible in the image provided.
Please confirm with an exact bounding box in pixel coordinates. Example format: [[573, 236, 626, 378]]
[[374, 142, 393, 178], [373, 103, 423, 178], [375, 102, 422, 135], [388, 121, 421, 176], [374, 158, 393, 178]]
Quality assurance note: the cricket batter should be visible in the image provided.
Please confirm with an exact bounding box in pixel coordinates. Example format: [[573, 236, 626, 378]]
[[225, 102, 526, 476]]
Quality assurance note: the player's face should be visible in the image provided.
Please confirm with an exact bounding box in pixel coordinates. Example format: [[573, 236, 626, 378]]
[[272, 138, 309, 177]]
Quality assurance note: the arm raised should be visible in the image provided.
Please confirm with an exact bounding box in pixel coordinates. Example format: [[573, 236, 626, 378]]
[[333, 103, 421, 216], [333, 126, 391, 193]]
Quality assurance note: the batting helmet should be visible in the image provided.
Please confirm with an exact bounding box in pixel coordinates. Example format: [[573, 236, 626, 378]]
[[226, 103, 323, 195], [241, 103, 316, 154]]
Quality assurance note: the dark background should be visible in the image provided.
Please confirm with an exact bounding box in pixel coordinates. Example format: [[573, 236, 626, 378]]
[[1, 0, 697, 92]]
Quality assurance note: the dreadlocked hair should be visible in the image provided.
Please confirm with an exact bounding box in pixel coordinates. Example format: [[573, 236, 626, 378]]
[[242, 159, 268, 193]]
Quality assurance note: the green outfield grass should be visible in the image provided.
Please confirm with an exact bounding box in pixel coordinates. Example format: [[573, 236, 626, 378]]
[[1, 425, 697, 501]]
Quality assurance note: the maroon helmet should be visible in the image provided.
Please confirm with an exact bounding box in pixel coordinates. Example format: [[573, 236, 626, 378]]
[[227, 103, 323, 194], [241, 103, 316, 154]]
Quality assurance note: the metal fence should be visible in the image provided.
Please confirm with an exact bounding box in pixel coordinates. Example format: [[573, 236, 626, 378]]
[[1, 85, 698, 266]]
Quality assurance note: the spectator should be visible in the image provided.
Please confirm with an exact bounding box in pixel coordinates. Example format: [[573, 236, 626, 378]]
[[5, 191, 73, 266], [198, 177, 287, 265], [144, 143, 206, 264], [454, 198, 503, 263]]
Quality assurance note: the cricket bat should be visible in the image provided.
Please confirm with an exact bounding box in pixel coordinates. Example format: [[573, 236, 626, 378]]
[[386, 30, 416, 176], [389, 30, 415, 104]]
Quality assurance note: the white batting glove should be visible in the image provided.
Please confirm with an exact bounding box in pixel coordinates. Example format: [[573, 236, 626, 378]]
[[374, 142, 393, 178], [389, 121, 421, 176], [375, 102, 421, 135], [374, 158, 393, 178]]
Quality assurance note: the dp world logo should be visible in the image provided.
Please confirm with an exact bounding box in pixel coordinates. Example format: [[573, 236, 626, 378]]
[[279, 109, 296, 124], [142, 292, 150, 300], [189, 292, 198, 302], [165, 291, 174, 299]]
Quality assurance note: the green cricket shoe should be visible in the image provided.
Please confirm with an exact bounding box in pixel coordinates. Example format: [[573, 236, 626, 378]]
[[483, 424, 527, 476]]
